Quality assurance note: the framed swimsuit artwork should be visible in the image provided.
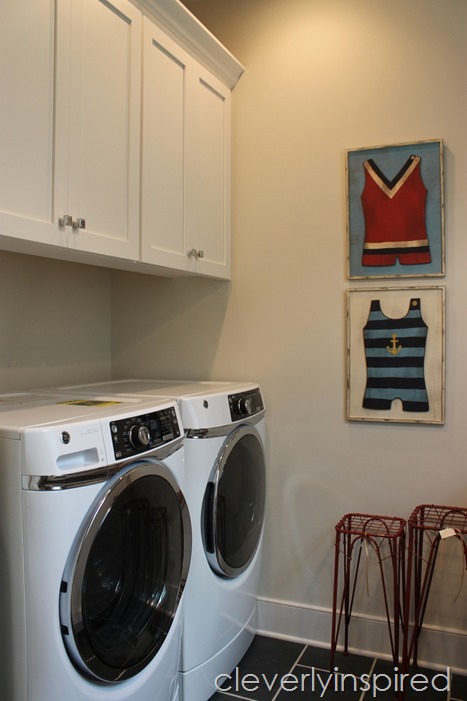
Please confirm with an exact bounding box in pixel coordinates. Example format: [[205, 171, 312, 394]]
[[346, 139, 444, 279], [347, 286, 445, 424]]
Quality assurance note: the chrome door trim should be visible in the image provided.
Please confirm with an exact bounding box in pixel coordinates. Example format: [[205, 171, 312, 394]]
[[22, 438, 183, 491], [203, 423, 266, 578], [59, 458, 191, 683]]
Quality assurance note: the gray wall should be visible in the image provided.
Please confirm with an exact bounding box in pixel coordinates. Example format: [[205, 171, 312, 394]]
[[0, 252, 112, 390]]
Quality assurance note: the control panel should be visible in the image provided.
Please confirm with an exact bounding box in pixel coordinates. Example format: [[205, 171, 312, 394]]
[[109, 407, 181, 460], [229, 388, 264, 422]]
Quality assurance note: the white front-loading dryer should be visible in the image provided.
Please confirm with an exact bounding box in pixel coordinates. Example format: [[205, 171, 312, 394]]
[[0, 392, 191, 701], [53, 380, 267, 701], [176, 383, 266, 701]]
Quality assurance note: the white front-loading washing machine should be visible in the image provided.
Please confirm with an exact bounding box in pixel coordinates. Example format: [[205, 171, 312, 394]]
[[54, 379, 267, 701], [0, 391, 191, 701]]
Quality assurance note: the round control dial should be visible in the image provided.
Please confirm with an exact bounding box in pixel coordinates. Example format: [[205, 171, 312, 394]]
[[129, 424, 151, 450], [236, 397, 254, 416]]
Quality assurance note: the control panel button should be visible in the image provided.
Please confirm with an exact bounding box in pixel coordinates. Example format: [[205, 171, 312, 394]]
[[129, 424, 151, 450], [236, 396, 254, 415]]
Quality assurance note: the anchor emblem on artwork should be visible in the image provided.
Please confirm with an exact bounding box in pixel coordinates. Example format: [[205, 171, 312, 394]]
[[387, 333, 402, 355]]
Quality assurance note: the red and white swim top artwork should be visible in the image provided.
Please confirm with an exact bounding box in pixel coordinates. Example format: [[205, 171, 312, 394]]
[[361, 155, 432, 267]]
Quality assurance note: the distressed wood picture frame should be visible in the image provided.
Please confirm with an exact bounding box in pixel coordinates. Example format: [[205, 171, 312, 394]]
[[347, 286, 445, 424], [347, 139, 444, 279]]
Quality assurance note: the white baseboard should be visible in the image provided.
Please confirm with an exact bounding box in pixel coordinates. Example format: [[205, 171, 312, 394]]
[[256, 597, 466, 676]]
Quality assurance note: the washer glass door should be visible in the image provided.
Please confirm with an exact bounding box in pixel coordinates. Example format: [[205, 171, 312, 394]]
[[203, 425, 266, 578], [60, 460, 191, 683]]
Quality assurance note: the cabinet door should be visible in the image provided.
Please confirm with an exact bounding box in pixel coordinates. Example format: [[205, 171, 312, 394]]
[[56, 0, 141, 260], [0, 0, 66, 247], [141, 19, 192, 270], [141, 18, 232, 279], [186, 69, 231, 279]]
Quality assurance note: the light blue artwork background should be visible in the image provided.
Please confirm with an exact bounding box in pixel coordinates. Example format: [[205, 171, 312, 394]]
[[347, 140, 443, 278]]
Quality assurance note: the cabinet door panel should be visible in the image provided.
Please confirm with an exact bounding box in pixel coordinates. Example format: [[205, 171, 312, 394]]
[[0, 0, 66, 246], [141, 20, 190, 269], [64, 0, 141, 258], [188, 70, 231, 278]]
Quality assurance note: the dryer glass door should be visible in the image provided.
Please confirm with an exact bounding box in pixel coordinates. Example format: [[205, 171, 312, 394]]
[[60, 460, 191, 683], [203, 425, 266, 578]]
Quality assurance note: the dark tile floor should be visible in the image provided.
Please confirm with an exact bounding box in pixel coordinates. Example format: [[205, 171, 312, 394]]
[[209, 635, 467, 700]]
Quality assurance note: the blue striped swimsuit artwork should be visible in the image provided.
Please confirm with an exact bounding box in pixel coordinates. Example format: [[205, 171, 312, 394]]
[[363, 298, 429, 412]]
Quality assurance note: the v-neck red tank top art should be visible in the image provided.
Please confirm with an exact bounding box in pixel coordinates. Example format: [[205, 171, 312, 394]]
[[361, 155, 431, 267]]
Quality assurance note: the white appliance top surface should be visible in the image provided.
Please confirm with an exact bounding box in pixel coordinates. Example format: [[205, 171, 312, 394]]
[[55, 379, 264, 430], [58, 379, 257, 399], [0, 392, 176, 436]]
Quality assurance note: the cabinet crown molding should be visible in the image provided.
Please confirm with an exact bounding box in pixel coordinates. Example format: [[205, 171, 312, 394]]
[[138, 0, 244, 88]]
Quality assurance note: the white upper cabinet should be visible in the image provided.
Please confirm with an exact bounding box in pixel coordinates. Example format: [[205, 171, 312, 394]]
[[0, 0, 243, 278], [141, 19, 231, 278], [56, 0, 142, 259], [187, 68, 231, 278], [0, 0, 65, 247], [0, 0, 141, 260], [141, 22, 189, 270]]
